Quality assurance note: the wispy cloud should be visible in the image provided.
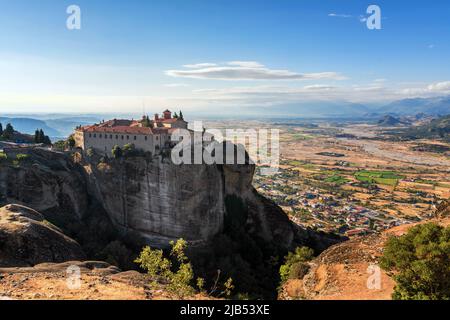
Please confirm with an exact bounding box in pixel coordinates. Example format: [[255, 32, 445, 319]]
[[427, 81, 450, 92], [166, 61, 345, 81], [328, 13, 352, 18], [183, 63, 217, 69]]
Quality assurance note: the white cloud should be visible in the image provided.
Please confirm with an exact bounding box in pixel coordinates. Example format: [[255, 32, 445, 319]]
[[166, 61, 345, 81], [227, 61, 265, 68], [427, 81, 450, 92], [328, 13, 352, 18], [428, 44, 435, 49], [183, 63, 218, 69]]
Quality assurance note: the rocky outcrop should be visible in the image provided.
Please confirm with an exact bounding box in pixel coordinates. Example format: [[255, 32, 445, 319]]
[[84, 152, 305, 250], [0, 204, 86, 267], [0, 149, 89, 224], [281, 217, 450, 300], [85, 158, 226, 248]]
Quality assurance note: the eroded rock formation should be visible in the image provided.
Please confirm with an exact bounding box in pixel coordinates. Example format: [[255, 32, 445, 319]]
[[0, 204, 86, 267]]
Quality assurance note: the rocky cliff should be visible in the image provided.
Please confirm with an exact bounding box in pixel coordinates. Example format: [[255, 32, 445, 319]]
[[0, 149, 89, 225], [0, 204, 85, 267], [0, 148, 340, 252], [83, 153, 305, 250]]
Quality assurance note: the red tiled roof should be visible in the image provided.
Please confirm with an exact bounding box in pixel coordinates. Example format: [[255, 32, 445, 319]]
[[83, 126, 156, 135]]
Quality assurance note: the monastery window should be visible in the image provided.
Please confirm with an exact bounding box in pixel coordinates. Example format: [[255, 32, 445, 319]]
[[116, 135, 118, 139], [134, 136, 137, 140], [127, 135, 129, 140], [145, 136, 148, 141], [110, 135, 113, 139], [99, 134, 102, 138], [121, 135, 124, 140], [94, 134, 96, 138], [89, 134, 92, 138]]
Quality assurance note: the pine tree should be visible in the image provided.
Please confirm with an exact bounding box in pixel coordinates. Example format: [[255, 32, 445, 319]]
[[0, 123, 3, 136], [179, 111, 183, 119], [3, 123, 14, 139]]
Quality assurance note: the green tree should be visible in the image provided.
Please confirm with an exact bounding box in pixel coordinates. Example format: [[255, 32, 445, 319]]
[[3, 123, 14, 139], [123, 143, 136, 157], [135, 239, 195, 298], [141, 115, 151, 128], [112, 145, 123, 159], [179, 111, 184, 119], [52, 140, 66, 151], [43, 135, 52, 145], [173, 112, 178, 118], [380, 223, 450, 300], [67, 135, 76, 148], [279, 246, 314, 283], [34, 130, 40, 143], [0, 123, 3, 136]]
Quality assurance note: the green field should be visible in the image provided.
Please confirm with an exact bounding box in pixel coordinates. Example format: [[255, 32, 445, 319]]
[[355, 170, 405, 186], [325, 175, 349, 185]]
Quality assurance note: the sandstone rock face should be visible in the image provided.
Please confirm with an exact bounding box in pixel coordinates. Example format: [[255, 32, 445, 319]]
[[0, 204, 86, 267], [86, 158, 226, 247], [0, 149, 89, 223], [0, 148, 337, 254], [83, 151, 305, 250]]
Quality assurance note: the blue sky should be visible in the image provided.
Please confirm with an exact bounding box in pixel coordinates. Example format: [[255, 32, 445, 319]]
[[0, 0, 449, 113]]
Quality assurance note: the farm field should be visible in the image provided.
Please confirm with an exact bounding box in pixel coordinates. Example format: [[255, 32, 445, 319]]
[[205, 120, 450, 236]]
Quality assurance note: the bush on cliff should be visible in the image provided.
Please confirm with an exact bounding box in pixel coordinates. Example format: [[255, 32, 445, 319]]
[[112, 145, 122, 159], [135, 239, 197, 298], [279, 246, 314, 283], [380, 223, 450, 300]]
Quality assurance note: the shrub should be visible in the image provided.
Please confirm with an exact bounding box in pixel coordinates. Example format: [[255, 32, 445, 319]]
[[112, 145, 122, 159], [380, 223, 450, 300], [16, 154, 30, 162], [67, 135, 76, 148], [135, 239, 195, 298], [86, 147, 94, 157], [279, 246, 314, 283]]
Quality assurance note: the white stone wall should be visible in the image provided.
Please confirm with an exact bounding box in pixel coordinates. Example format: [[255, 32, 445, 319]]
[[83, 131, 162, 155]]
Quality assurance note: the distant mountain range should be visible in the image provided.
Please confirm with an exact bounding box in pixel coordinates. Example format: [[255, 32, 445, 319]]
[[233, 95, 450, 118], [0, 116, 101, 140], [378, 96, 450, 116], [0, 117, 60, 137]]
